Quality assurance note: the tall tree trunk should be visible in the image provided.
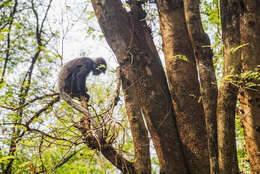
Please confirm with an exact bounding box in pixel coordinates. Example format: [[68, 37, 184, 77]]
[[183, 0, 219, 173], [91, 0, 188, 173], [121, 70, 151, 174], [156, 1, 210, 173], [217, 0, 240, 173], [239, 1, 260, 173]]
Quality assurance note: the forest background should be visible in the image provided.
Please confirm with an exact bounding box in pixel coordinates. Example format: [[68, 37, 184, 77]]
[[0, 0, 259, 174]]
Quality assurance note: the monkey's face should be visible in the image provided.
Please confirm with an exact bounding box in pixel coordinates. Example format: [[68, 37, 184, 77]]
[[93, 63, 106, 75], [93, 58, 107, 75]]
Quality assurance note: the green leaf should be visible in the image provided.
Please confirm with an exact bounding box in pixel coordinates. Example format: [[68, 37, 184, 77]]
[[230, 43, 249, 54], [0, 156, 15, 163], [0, 33, 4, 41], [87, 13, 96, 21], [0, 81, 6, 89], [170, 54, 189, 62], [13, 22, 22, 29]]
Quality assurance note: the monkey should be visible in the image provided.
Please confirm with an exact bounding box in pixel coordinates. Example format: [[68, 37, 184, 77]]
[[58, 57, 107, 107]]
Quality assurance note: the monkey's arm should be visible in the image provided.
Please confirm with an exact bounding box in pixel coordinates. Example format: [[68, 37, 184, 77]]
[[75, 65, 90, 101]]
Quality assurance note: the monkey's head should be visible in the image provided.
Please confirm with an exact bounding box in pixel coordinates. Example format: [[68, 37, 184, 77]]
[[93, 57, 107, 75]]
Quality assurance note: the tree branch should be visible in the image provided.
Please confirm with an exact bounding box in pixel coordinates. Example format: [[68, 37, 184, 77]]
[[0, 0, 18, 83]]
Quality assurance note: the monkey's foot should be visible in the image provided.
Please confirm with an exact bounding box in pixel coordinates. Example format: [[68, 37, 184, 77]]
[[80, 96, 89, 109]]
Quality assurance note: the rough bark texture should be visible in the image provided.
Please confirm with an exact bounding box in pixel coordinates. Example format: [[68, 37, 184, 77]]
[[91, 0, 188, 173], [156, 1, 209, 173], [239, 1, 260, 173], [217, 1, 240, 173], [121, 71, 151, 174], [100, 144, 136, 173], [183, 0, 219, 173]]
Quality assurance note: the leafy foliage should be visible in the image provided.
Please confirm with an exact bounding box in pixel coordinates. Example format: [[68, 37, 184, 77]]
[[0, 0, 133, 173]]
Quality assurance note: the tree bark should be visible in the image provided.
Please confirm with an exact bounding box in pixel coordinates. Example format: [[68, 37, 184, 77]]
[[121, 70, 151, 174], [156, 1, 209, 173], [183, 0, 219, 173], [91, 0, 188, 173], [217, 1, 240, 173], [239, 1, 260, 173]]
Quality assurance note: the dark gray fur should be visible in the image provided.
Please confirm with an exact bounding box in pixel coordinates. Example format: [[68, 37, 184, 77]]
[[58, 57, 106, 102]]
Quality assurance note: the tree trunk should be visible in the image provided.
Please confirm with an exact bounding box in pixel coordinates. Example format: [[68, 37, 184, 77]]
[[217, 0, 240, 173], [91, 0, 188, 173], [121, 70, 151, 174], [239, 1, 260, 173], [156, 1, 210, 173], [183, 0, 219, 173]]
